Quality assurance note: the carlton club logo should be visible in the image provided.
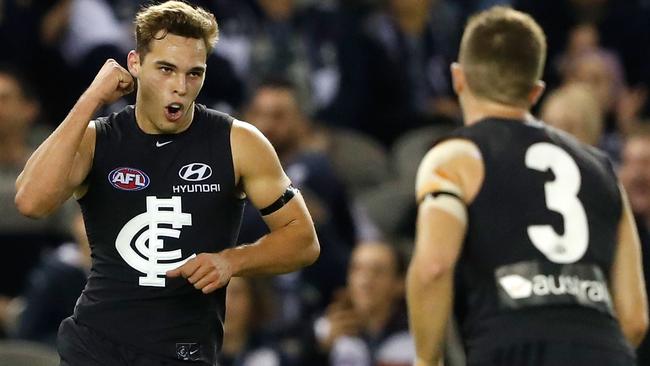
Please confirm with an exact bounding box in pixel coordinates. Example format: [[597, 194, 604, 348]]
[[115, 196, 195, 287], [179, 163, 212, 182], [109, 167, 150, 191]]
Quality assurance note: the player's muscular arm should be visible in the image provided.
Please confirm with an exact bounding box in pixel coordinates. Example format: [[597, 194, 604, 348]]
[[15, 59, 134, 218], [611, 185, 648, 347], [225, 121, 320, 274], [407, 139, 484, 366], [167, 121, 320, 294]]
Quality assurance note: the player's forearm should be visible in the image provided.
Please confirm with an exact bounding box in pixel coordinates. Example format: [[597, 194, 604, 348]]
[[222, 218, 319, 276], [406, 263, 454, 365], [15, 92, 100, 217]]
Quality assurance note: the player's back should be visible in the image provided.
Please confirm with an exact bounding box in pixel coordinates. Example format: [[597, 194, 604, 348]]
[[449, 117, 635, 365]]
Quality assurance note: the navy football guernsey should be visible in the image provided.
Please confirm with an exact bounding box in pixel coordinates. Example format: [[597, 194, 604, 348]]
[[447, 118, 633, 358], [75, 104, 244, 363]]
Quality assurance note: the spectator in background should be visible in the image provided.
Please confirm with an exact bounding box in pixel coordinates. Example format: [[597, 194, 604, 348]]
[[561, 49, 646, 161], [310, 241, 414, 366], [345, 0, 462, 146], [541, 83, 604, 146], [0, 65, 73, 298], [0, 0, 76, 125], [240, 77, 356, 327], [59, 0, 132, 102], [219, 277, 287, 366], [210, 0, 309, 105], [618, 124, 650, 365], [210, 0, 350, 117], [515, 0, 650, 96], [14, 210, 90, 346]]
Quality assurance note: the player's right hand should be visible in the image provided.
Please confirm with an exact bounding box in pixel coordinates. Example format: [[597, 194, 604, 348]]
[[85, 59, 135, 105]]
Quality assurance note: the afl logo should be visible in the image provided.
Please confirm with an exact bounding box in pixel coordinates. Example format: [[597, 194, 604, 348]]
[[179, 163, 212, 182], [109, 167, 150, 191]]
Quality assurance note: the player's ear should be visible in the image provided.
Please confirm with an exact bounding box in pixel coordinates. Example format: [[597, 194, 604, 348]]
[[451, 62, 465, 96], [127, 50, 141, 78], [529, 80, 546, 107]]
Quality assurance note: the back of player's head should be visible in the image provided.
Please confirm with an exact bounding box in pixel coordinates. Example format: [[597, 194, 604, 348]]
[[459, 6, 546, 107], [134, 1, 218, 59]]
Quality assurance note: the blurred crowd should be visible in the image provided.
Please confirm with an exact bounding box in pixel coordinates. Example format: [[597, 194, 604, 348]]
[[1, 0, 650, 365]]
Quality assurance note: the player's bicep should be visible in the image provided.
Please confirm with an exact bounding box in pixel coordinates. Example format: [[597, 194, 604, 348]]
[[412, 139, 483, 274], [412, 197, 467, 274], [232, 121, 298, 226]]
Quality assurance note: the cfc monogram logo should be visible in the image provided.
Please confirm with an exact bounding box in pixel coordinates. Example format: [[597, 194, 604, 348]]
[[116, 196, 195, 287]]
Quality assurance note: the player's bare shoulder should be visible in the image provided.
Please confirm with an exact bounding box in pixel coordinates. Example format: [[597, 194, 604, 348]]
[[230, 119, 285, 185], [417, 138, 484, 204]]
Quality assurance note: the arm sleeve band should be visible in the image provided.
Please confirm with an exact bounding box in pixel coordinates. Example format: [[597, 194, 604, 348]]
[[259, 185, 298, 216], [420, 190, 468, 225]]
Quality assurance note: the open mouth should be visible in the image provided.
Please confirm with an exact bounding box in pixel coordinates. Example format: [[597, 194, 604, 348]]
[[164, 103, 184, 122]]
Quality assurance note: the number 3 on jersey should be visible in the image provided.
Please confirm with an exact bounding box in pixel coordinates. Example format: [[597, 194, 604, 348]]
[[525, 143, 589, 264]]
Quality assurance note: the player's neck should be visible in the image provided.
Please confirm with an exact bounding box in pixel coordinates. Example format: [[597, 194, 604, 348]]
[[462, 97, 531, 126]]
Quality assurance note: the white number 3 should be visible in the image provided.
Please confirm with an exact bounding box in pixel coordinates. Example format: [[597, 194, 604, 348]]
[[525, 143, 589, 263]]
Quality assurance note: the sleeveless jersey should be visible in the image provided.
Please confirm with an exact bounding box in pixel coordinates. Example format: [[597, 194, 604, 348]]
[[447, 118, 633, 357], [75, 104, 245, 364]]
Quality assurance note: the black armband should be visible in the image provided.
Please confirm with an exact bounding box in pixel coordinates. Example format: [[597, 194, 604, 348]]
[[260, 185, 298, 216], [420, 190, 465, 204]]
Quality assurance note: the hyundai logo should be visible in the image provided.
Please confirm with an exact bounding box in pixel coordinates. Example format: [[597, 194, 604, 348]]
[[179, 163, 212, 182]]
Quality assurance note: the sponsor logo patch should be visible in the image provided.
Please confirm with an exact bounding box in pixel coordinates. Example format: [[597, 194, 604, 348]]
[[495, 261, 614, 315], [179, 163, 212, 182], [108, 167, 150, 191]]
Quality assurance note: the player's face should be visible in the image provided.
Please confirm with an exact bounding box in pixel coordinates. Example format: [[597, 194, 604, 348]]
[[348, 245, 403, 314], [128, 32, 207, 134], [620, 137, 650, 217]]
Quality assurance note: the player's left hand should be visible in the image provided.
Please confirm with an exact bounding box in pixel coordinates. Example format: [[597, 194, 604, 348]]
[[166, 253, 232, 294]]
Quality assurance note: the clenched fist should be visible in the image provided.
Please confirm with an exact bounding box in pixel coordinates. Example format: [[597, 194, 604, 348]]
[[85, 59, 135, 105], [166, 253, 233, 294]]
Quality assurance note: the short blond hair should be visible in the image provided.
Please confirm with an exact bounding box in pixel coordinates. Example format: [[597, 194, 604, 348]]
[[134, 1, 218, 58], [459, 6, 546, 107]]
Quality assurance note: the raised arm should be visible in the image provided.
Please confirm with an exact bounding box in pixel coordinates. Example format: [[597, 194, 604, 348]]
[[407, 139, 484, 366], [166, 120, 320, 293], [15, 59, 134, 218], [611, 185, 648, 347]]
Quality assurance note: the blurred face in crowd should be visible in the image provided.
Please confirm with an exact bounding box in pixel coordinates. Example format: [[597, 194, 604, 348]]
[[541, 84, 603, 146], [128, 32, 207, 134], [246, 86, 303, 157], [566, 24, 599, 56], [257, 0, 294, 21], [0, 73, 38, 139], [348, 243, 404, 316], [224, 277, 253, 337], [567, 54, 618, 112], [389, 0, 432, 15], [619, 135, 650, 219]]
